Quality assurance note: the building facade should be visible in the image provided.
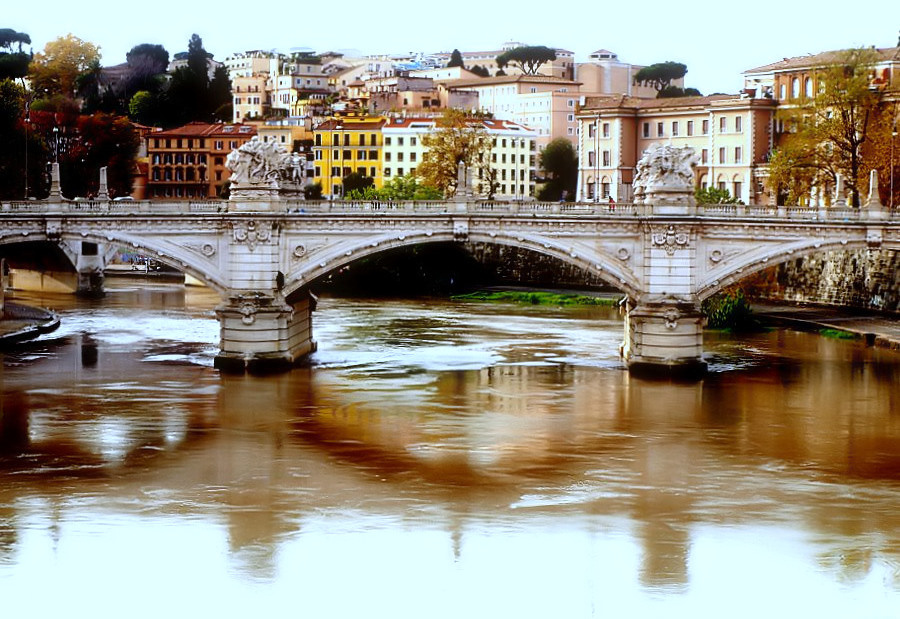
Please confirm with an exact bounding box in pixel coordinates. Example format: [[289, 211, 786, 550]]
[[575, 95, 777, 204], [146, 122, 257, 199], [312, 116, 387, 198]]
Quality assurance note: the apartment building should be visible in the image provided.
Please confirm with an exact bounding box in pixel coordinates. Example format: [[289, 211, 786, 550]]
[[448, 74, 581, 149], [146, 122, 257, 199], [742, 46, 900, 101], [233, 74, 269, 121], [312, 116, 387, 198], [575, 95, 776, 203], [380, 117, 537, 200]]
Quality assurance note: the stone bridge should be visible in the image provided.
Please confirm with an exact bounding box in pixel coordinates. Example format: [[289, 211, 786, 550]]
[[1, 160, 898, 377]]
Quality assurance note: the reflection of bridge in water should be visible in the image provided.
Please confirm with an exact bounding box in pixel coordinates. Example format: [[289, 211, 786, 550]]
[[1, 162, 898, 376]]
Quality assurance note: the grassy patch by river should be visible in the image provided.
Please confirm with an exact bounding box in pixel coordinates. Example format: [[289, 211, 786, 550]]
[[452, 290, 620, 307]]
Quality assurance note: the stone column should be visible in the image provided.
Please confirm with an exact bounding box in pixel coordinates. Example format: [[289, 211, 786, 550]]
[[69, 241, 105, 297], [622, 299, 707, 378], [214, 288, 317, 373], [214, 217, 316, 373]]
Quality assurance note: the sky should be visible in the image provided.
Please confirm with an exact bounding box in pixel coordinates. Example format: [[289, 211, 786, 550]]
[[5, 0, 898, 95]]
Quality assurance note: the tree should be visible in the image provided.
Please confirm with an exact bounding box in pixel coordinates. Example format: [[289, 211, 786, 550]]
[[447, 49, 464, 68], [60, 112, 139, 198], [495, 46, 557, 76], [0, 78, 48, 199], [121, 43, 169, 98], [342, 171, 374, 196], [633, 61, 687, 96], [537, 138, 577, 201], [0, 28, 31, 80], [417, 109, 494, 197], [29, 34, 100, 99], [766, 48, 885, 207], [695, 186, 741, 205], [658, 85, 702, 98], [470, 65, 490, 78]]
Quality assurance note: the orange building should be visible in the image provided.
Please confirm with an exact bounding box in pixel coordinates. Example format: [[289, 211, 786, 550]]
[[146, 122, 257, 199]]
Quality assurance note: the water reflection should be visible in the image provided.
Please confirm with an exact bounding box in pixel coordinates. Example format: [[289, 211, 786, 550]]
[[0, 285, 898, 616]]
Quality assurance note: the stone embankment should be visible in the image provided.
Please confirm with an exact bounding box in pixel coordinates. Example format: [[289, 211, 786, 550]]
[[754, 304, 900, 352]]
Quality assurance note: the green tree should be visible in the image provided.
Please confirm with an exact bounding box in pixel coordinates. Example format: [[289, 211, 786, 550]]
[[342, 171, 374, 196], [658, 85, 702, 98], [120, 43, 169, 100], [633, 61, 688, 96], [417, 109, 494, 197], [695, 186, 741, 205], [447, 49, 464, 68], [0, 78, 48, 199], [537, 138, 577, 201], [0, 28, 31, 80], [470, 65, 490, 78], [495, 46, 557, 75], [29, 33, 101, 99], [766, 48, 885, 207]]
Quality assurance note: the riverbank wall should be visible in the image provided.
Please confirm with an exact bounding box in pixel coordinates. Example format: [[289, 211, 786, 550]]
[[746, 249, 899, 315]]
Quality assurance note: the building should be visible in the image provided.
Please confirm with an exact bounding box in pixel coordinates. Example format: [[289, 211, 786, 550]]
[[742, 46, 900, 102], [447, 74, 582, 149], [574, 49, 666, 99], [312, 116, 387, 198], [575, 95, 777, 204], [431, 42, 575, 79], [380, 117, 537, 200], [233, 74, 270, 121], [145, 122, 257, 199]]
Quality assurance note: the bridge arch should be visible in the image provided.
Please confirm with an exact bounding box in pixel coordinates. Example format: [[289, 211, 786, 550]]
[[696, 238, 875, 301], [282, 230, 642, 301], [0, 230, 230, 295]]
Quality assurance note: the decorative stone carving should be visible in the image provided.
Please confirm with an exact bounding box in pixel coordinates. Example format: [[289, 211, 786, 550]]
[[232, 220, 273, 251], [651, 225, 691, 255], [633, 144, 699, 207], [225, 137, 303, 189]]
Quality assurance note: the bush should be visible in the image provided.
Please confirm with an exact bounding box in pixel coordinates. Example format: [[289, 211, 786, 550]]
[[702, 287, 756, 330]]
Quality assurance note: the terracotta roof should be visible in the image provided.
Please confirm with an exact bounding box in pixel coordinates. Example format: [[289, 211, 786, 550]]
[[580, 94, 751, 111], [744, 46, 900, 74], [151, 122, 257, 137]]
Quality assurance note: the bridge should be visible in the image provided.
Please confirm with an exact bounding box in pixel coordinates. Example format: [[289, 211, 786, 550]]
[[1, 157, 898, 377]]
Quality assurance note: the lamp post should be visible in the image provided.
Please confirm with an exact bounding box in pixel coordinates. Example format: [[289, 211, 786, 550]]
[[891, 119, 897, 209]]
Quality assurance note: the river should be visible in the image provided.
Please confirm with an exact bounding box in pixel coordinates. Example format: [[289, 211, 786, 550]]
[[1, 281, 898, 618]]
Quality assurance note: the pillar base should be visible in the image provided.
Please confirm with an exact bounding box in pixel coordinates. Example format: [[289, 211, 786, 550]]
[[75, 271, 105, 297], [214, 289, 316, 374], [622, 300, 706, 380]]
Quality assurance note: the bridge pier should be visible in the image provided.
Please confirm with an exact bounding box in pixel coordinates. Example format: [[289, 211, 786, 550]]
[[214, 288, 317, 373], [621, 299, 707, 379]]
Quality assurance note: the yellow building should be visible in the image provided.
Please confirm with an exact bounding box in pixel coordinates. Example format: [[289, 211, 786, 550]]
[[312, 116, 387, 198]]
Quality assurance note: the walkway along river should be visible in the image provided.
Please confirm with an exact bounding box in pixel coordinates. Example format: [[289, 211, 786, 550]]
[[0, 281, 898, 618]]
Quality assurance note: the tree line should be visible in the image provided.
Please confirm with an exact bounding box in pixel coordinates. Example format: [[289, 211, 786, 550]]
[[0, 28, 232, 199]]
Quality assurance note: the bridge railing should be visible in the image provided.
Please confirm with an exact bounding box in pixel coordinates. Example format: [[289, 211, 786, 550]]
[[2, 198, 897, 221]]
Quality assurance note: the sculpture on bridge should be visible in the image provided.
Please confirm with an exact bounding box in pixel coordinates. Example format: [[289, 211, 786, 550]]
[[633, 144, 699, 206], [226, 137, 303, 189]]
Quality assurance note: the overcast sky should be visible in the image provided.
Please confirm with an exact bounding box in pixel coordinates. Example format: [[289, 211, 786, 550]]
[[5, 0, 897, 95]]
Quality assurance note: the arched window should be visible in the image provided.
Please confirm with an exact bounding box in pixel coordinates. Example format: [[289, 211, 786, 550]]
[[805, 77, 813, 97], [779, 83, 786, 100], [791, 78, 800, 99]]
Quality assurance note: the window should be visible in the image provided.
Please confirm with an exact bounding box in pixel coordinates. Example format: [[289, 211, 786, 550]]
[[735, 116, 742, 132], [719, 117, 727, 132], [384, 167, 392, 177], [398, 137, 404, 146], [315, 134, 322, 146], [369, 150, 378, 160], [734, 147, 742, 164], [358, 135, 365, 146], [567, 113, 574, 122], [343, 150, 351, 160], [410, 137, 416, 146], [588, 151, 596, 167], [702, 120, 709, 135], [331, 167, 340, 177], [602, 151, 610, 166], [780, 83, 786, 99], [314, 166, 321, 177], [397, 167, 404, 176], [397, 152, 404, 162], [642, 122, 650, 138], [602, 122, 610, 138], [385, 137, 391, 146], [733, 181, 742, 199], [214, 140, 223, 150], [588, 123, 595, 138], [315, 150, 322, 161], [384, 152, 391, 162], [672, 121, 679, 136], [718, 147, 726, 163], [359, 151, 367, 161], [718, 180, 726, 191], [410, 152, 417, 162], [687, 120, 694, 136], [792, 77, 800, 99], [567, 99, 575, 107], [657, 122, 664, 137], [701, 149, 709, 164]]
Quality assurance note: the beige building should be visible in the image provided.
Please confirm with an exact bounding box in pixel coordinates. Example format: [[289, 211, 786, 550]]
[[575, 49, 667, 99], [575, 95, 777, 204], [381, 117, 537, 199], [447, 75, 582, 149], [232, 74, 269, 121], [431, 42, 575, 79]]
